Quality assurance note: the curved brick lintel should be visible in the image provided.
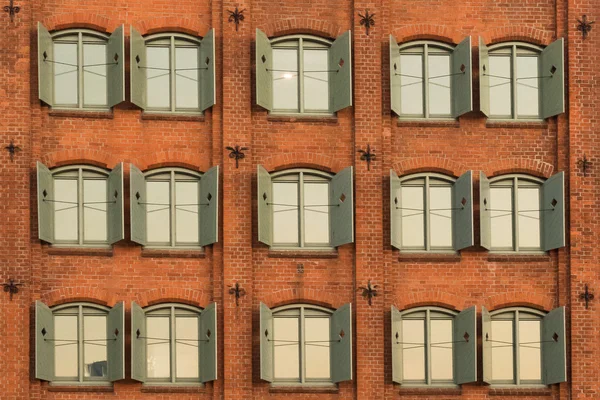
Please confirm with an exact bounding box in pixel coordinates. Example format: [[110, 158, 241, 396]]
[[482, 158, 555, 179], [42, 13, 120, 33], [392, 157, 466, 178], [392, 24, 464, 45], [486, 292, 555, 312], [263, 288, 351, 310], [136, 17, 211, 37], [481, 26, 554, 46], [393, 291, 465, 311], [41, 287, 114, 307], [263, 152, 346, 174], [260, 18, 343, 39], [135, 288, 212, 308]]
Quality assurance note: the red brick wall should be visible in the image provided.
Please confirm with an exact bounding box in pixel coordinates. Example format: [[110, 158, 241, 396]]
[[0, 0, 596, 399]]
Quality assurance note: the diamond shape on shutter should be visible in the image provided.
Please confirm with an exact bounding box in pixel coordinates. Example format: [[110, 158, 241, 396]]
[[114, 328, 119, 337], [41, 327, 47, 336], [339, 193, 346, 203], [261, 55, 266, 63], [207, 193, 212, 202], [463, 332, 470, 342], [551, 198, 558, 208]]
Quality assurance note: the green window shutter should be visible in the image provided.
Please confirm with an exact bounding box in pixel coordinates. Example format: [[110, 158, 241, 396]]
[[107, 301, 125, 381], [199, 165, 219, 247], [130, 164, 147, 246], [391, 305, 403, 384], [331, 303, 352, 383], [199, 302, 217, 382], [481, 306, 492, 384], [131, 301, 147, 382], [453, 306, 477, 384], [107, 24, 125, 108], [452, 170, 474, 251], [37, 161, 54, 243], [452, 36, 473, 118], [390, 170, 402, 249], [35, 300, 54, 381], [199, 28, 216, 112], [389, 36, 402, 116], [257, 165, 272, 246], [479, 37, 490, 117], [38, 22, 53, 106], [479, 172, 492, 250], [107, 162, 124, 245], [540, 38, 565, 119], [259, 302, 274, 382], [256, 29, 273, 111], [329, 31, 352, 112], [130, 26, 147, 110], [542, 306, 566, 385], [542, 171, 565, 251], [330, 166, 354, 247]]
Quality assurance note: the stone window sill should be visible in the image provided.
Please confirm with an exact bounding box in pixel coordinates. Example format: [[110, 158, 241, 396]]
[[398, 387, 461, 396], [269, 385, 338, 394], [488, 387, 551, 396], [487, 253, 550, 262], [486, 120, 548, 129], [398, 252, 460, 262], [141, 113, 205, 122], [48, 110, 113, 119], [397, 119, 459, 128], [268, 249, 338, 259], [267, 114, 338, 124], [47, 385, 113, 392], [141, 248, 206, 258], [46, 247, 113, 257]]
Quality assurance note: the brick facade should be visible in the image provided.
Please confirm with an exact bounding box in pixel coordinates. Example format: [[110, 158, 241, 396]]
[[0, 0, 598, 399]]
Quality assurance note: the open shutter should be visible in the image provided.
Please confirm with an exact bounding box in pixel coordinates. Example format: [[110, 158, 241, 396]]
[[540, 38, 565, 119], [256, 29, 273, 111], [453, 306, 477, 384], [130, 164, 147, 246], [542, 306, 566, 384], [390, 170, 402, 249], [391, 305, 403, 384], [107, 162, 124, 245], [452, 170, 474, 251], [199, 302, 217, 382], [330, 166, 354, 247], [331, 303, 352, 383], [38, 22, 53, 106], [329, 31, 352, 112], [479, 172, 492, 250], [107, 24, 125, 108], [390, 36, 402, 116], [482, 307, 492, 384], [542, 172, 565, 251], [259, 302, 274, 382], [199, 28, 216, 112], [107, 301, 125, 381], [257, 165, 272, 246], [452, 36, 473, 118], [131, 301, 146, 382], [199, 165, 219, 247], [37, 162, 54, 243], [479, 37, 490, 117], [35, 301, 54, 381], [130, 27, 146, 110]]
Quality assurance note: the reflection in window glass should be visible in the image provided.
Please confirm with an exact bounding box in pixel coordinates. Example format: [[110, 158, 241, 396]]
[[517, 187, 541, 249], [55, 315, 79, 378], [402, 319, 425, 381], [430, 185, 452, 248], [516, 56, 539, 117], [175, 181, 199, 244], [147, 316, 171, 378], [84, 315, 107, 377], [304, 183, 329, 244], [147, 47, 171, 109], [491, 320, 514, 381], [305, 317, 330, 379], [430, 319, 453, 380], [175, 46, 200, 109], [147, 181, 171, 244], [490, 186, 513, 249], [83, 43, 107, 106], [489, 56, 512, 117], [273, 49, 299, 111], [54, 42, 79, 105], [303, 49, 329, 111], [176, 316, 199, 378], [519, 320, 541, 381], [273, 317, 300, 380], [272, 182, 299, 245], [54, 179, 79, 242], [428, 54, 451, 116], [401, 186, 424, 249], [83, 179, 107, 242], [400, 54, 423, 116]]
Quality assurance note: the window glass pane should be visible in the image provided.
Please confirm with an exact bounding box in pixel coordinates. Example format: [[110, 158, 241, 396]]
[[147, 316, 170, 378], [400, 54, 423, 115], [490, 187, 513, 249], [303, 49, 329, 111], [175, 181, 199, 244], [83, 43, 107, 106], [54, 179, 79, 241], [273, 48, 298, 111], [84, 315, 107, 378], [401, 186, 425, 248], [274, 317, 300, 380], [489, 55, 512, 117], [83, 179, 107, 242], [428, 54, 451, 115], [305, 317, 330, 379], [519, 320, 541, 381], [430, 319, 453, 380], [146, 181, 171, 244], [429, 185, 452, 248], [147, 46, 171, 109], [176, 316, 199, 378], [175, 46, 199, 109], [304, 182, 329, 244], [516, 56, 539, 117], [491, 320, 514, 381], [402, 319, 425, 381], [55, 315, 78, 378], [273, 182, 299, 245], [54, 42, 79, 105], [518, 186, 541, 249]]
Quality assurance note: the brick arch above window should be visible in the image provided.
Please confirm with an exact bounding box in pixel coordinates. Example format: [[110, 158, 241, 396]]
[[134, 17, 211, 37], [41, 13, 119, 32], [135, 288, 211, 309], [133, 150, 210, 172], [392, 157, 465, 178], [260, 18, 343, 39], [393, 291, 464, 311], [482, 158, 554, 179], [486, 292, 554, 312], [262, 288, 346, 310], [481, 26, 554, 46], [41, 149, 115, 169], [391, 24, 463, 46], [41, 287, 113, 307], [262, 152, 345, 174]]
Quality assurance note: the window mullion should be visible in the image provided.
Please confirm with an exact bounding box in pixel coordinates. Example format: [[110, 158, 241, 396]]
[[424, 45, 429, 118], [171, 307, 176, 383], [299, 173, 305, 248], [170, 37, 176, 112], [78, 306, 84, 382], [299, 39, 304, 113], [513, 177, 519, 251], [514, 311, 520, 385], [425, 176, 431, 251], [170, 172, 176, 247], [78, 32, 84, 109], [78, 169, 84, 245], [426, 309, 432, 385], [512, 45, 517, 120]]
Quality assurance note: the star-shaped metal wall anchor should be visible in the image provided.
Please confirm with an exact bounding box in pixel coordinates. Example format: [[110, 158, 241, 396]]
[[226, 145, 249, 168], [3, 0, 20, 22], [228, 282, 246, 306], [227, 6, 246, 32], [5, 141, 21, 161], [357, 280, 378, 306], [357, 144, 376, 170], [3, 279, 23, 301], [358, 10, 375, 36], [577, 154, 592, 177], [580, 284, 595, 309], [577, 15, 594, 39]]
